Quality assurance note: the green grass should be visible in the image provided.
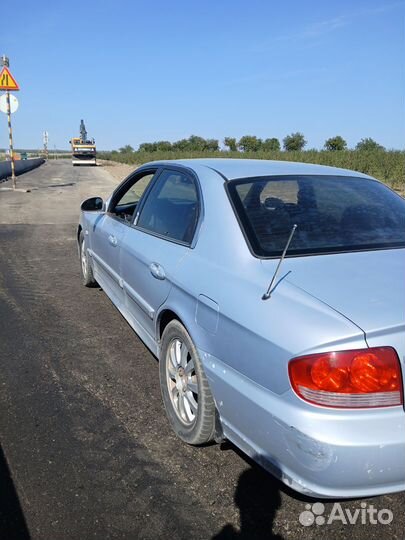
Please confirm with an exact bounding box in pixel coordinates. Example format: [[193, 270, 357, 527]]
[[99, 149, 405, 192]]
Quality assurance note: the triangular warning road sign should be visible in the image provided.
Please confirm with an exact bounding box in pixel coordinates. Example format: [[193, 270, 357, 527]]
[[0, 67, 20, 91]]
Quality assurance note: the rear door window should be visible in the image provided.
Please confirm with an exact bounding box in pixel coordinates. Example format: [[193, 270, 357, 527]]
[[136, 169, 200, 244]]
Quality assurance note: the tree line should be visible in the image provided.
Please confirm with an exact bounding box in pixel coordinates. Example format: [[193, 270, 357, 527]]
[[118, 134, 386, 154]]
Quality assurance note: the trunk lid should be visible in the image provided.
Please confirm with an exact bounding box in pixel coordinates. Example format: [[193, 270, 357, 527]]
[[262, 248, 405, 393]]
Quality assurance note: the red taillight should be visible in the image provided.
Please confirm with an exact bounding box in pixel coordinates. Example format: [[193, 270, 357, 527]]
[[288, 347, 403, 408]]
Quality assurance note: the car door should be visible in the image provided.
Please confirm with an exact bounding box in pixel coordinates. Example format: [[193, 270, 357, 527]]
[[90, 168, 158, 308], [120, 168, 201, 341]]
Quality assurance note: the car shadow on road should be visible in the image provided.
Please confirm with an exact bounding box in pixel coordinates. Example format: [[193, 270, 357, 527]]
[[212, 447, 284, 539], [0, 444, 30, 539]]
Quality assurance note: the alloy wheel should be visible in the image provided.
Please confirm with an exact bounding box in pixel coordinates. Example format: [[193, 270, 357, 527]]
[[166, 338, 199, 426]]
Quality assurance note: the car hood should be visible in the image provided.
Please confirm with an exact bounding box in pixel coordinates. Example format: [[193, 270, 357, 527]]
[[262, 248, 405, 337]]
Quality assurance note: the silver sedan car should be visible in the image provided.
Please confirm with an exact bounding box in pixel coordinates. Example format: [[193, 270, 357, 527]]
[[78, 159, 405, 498]]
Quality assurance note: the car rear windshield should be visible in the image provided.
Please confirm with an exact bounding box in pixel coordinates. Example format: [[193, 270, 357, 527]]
[[227, 175, 405, 258]]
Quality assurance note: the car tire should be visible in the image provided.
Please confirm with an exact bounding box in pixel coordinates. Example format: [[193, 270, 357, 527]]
[[79, 231, 96, 287], [159, 320, 217, 445]]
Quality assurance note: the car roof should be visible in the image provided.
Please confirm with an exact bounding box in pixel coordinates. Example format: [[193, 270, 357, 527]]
[[144, 158, 373, 181]]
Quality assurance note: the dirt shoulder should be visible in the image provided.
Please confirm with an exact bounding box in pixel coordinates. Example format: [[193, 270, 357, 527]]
[[97, 159, 138, 183]]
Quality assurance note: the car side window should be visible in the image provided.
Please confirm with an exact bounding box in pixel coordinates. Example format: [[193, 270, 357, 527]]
[[136, 169, 199, 244], [110, 171, 155, 223]]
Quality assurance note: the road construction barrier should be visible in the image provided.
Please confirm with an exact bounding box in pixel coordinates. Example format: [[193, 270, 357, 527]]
[[0, 158, 45, 182]]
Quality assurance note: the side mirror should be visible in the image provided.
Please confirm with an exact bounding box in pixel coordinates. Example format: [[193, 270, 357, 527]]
[[81, 196, 104, 212]]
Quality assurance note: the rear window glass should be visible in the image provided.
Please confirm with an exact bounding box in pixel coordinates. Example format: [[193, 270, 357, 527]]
[[227, 175, 405, 257]]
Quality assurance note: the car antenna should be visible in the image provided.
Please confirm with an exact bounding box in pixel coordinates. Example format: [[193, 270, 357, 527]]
[[262, 224, 297, 300]]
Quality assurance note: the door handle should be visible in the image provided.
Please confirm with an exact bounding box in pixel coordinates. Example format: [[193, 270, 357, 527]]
[[108, 234, 118, 247], [149, 262, 166, 280], [108, 235, 118, 246]]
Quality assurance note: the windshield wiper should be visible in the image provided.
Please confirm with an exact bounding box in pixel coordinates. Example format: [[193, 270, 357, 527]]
[[262, 224, 297, 300]]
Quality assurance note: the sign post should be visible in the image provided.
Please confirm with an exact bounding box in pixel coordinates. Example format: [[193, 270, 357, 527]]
[[0, 55, 20, 190], [5, 90, 16, 189]]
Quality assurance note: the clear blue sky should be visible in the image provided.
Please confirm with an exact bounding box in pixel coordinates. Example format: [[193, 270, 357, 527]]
[[1, 0, 404, 150]]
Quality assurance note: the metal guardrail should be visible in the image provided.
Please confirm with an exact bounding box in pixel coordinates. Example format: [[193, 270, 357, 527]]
[[0, 158, 45, 183]]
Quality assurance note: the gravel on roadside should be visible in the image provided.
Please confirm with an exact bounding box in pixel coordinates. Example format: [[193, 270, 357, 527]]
[[98, 160, 138, 183]]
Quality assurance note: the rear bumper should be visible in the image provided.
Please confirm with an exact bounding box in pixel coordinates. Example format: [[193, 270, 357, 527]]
[[72, 159, 96, 165], [201, 349, 405, 498]]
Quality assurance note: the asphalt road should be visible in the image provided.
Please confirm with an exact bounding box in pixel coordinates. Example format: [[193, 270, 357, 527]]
[[0, 161, 403, 540]]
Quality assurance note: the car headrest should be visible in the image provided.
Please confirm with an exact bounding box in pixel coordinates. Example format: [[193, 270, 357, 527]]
[[264, 197, 285, 211]]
